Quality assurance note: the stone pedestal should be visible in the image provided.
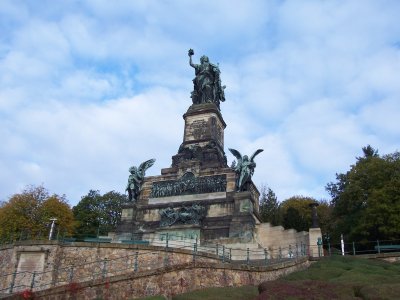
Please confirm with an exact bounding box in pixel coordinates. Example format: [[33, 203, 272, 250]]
[[308, 227, 322, 257], [172, 103, 227, 170], [115, 103, 262, 245], [228, 191, 260, 241]]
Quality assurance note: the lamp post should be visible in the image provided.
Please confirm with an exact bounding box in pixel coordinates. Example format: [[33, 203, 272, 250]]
[[49, 218, 57, 240], [97, 216, 103, 238], [309, 202, 319, 228]]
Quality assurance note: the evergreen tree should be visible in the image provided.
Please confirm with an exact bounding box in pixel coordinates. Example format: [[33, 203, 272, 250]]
[[259, 185, 280, 225]]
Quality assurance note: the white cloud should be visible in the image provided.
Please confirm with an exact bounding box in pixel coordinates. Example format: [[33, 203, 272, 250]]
[[359, 97, 400, 138], [58, 71, 115, 100], [0, 87, 187, 202], [0, 0, 399, 205]]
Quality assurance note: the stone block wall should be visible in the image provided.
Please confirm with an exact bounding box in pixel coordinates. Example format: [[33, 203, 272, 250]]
[[1, 239, 312, 299], [0, 241, 219, 295], [8, 258, 310, 299], [255, 223, 309, 257], [0, 242, 61, 293], [0, 245, 14, 292]]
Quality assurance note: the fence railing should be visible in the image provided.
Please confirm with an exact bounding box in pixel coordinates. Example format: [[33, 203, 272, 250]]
[[321, 238, 400, 257], [0, 234, 308, 296], [146, 232, 308, 261], [2, 234, 399, 297]]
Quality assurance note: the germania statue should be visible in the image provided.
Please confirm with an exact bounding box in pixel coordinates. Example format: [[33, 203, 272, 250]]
[[126, 159, 155, 201], [188, 49, 226, 110], [229, 148, 263, 192]]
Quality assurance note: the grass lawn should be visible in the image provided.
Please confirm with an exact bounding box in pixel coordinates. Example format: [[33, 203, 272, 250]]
[[136, 286, 258, 300], [285, 255, 400, 284], [257, 255, 400, 299], [172, 285, 258, 300], [138, 256, 400, 299]]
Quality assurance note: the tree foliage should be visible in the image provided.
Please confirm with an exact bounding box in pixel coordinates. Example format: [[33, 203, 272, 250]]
[[0, 185, 74, 241], [279, 196, 315, 232], [73, 190, 125, 237], [326, 146, 400, 241], [279, 196, 332, 233], [259, 185, 280, 225]]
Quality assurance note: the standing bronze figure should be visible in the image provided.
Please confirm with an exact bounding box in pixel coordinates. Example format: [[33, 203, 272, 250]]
[[188, 49, 226, 109]]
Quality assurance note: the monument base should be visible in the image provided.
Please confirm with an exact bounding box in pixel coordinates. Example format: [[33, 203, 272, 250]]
[[115, 103, 261, 247], [308, 227, 322, 257]]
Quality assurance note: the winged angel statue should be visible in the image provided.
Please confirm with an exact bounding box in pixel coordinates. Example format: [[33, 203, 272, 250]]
[[126, 159, 156, 201], [228, 148, 263, 192]]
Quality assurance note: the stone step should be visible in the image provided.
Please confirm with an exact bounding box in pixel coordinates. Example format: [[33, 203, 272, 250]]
[[150, 238, 197, 249], [221, 242, 261, 249], [145, 237, 286, 261]]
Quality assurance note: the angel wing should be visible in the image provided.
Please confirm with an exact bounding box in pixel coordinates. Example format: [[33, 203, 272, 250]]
[[138, 158, 156, 178], [228, 148, 242, 160], [250, 149, 264, 162]]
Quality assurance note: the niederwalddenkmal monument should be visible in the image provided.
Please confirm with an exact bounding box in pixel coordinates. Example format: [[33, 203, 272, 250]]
[[114, 50, 319, 255]]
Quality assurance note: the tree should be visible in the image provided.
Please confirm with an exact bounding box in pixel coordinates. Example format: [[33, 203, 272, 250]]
[[73, 190, 125, 238], [0, 185, 74, 241], [358, 145, 379, 159], [279, 196, 332, 233], [259, 185, 280, 225], [279, 196, 315, 232], [283, 206, 307, 231], [326, 146, 400, 241]]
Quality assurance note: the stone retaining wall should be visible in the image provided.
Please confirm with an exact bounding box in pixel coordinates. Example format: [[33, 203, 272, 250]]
[[0, 241, 223, 294], [255, 223, 309, 256], [0, 245, 14, 292], [0, 245, 14, 277], [5, 258, 310, 299]]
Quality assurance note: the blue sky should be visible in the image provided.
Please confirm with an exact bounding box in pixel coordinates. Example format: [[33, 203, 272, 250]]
[[1, 0, 399, 206]]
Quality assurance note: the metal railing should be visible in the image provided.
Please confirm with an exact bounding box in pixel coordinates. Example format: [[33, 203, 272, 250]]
[[0, 233, 308, 296], [321, 238, 400, 257]]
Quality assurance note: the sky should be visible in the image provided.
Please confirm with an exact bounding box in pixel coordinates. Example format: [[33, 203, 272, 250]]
[[1, 0, 399, 206]]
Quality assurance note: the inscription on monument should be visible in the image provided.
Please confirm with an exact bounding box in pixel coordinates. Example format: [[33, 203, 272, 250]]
[[190, 120, 208, 139], [150, 173, 226, 198], [17, 252, 46, 272], [159, 229, 200, 241]]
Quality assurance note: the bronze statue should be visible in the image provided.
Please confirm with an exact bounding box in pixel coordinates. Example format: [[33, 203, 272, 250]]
[[188, 49, 226, 109], [126, 159, 155, 201], [229, 148, 263, 191]]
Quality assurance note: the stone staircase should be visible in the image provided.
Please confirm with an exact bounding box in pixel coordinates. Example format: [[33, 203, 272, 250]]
[[147, 236, 269, 261]]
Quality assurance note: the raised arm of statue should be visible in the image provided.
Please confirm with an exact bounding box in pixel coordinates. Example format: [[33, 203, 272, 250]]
[[188, 49, 196, 68]]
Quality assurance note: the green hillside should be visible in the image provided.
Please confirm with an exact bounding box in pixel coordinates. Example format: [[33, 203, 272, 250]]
[[139, 256, 400, 300]]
